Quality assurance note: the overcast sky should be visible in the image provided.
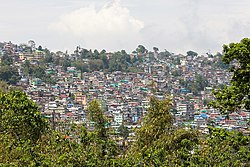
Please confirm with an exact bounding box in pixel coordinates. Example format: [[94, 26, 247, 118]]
[[1, 0, 250, 54]]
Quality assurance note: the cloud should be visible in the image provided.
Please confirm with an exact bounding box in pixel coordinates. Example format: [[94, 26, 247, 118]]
[[44, 0, 250, 54], [165, 0, 250, 54], [49, 0, 144, 51]]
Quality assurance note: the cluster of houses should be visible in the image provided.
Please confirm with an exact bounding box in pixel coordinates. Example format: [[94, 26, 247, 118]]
[[1, 41, 250, 136]]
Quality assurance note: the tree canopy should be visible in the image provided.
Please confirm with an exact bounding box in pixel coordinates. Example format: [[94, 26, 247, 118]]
[[128, 97, 198, 166], [0, 89, 250, 166], [0, 65, 19, 85], [211, 38, 250, 114], [187, 50, 198, 57], [0, 91, 47, 142]]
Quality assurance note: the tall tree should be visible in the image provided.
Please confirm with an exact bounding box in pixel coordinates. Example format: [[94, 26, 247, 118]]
[[211, 38, 250, 114], [87, 100, 118, 162], [28, 40, 36, 52], [135, 97, 174, 150], [129, 97, 198, 166], [87, 99, 108, 140], [0, 91, 47, 142]]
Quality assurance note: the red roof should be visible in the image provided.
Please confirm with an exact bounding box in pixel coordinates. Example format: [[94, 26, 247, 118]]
[[66, 112, 73, 117], [60, 94, 68, 98], [241, 112, 247, 117]]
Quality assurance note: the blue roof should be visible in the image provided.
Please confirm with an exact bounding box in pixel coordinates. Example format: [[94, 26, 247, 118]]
[[200, 113, 208, 118]]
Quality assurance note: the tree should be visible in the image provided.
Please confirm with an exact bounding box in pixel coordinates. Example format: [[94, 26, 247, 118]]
[[1, 53, 13, 66], [190, 128, 250, 166], [100, 54, 109, 69], [0, 95, 118, 166], [135, 45, 147, 54], [118, 124, 129, 150], [79, 48, 90, 59], [93, 49, 100, 59], [187, 50, 198, 57], [0, 81, 22, 93], [71, 60, 89, 72], [211, 38, 250, 114], [0, 66, 19, 85], [135, 97, 174, 149], [149, 80, 157, 93], [42, 52, 53, 64], [28, 40, 36, 52], [108, 51, 131, 72], [89, 59, 103, 71], [153, 47, 159, 53], [0, 91, 47, 142], [213, 52, 230, 69], [194, 74, 209, 92], [129, 97, 198, 166], [87, 99, 108, 140], [87, 100, 118, 162], [173, 57, 181, 65]]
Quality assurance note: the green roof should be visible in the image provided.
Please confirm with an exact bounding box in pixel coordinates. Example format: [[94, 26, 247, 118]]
[[121, 80, 128, 83], [110, 83, 119, 87], [201, 109, 207, 113]]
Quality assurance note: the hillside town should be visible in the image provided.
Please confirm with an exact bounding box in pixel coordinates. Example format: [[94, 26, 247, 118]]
[[0, 40, 249, 138]]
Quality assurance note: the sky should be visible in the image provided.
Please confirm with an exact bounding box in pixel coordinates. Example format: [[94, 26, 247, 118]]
[[1, 0, 250, 55]]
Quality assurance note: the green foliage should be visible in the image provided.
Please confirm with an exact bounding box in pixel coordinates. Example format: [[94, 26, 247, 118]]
[[87, 99, 119, 161], [0, 81, 23, 93], [1, 39, 250, 166], [118, 124, 129, 140], [71, 60, 89, 72], [129, 97, 199, 166], [203, 98, 212, 107], [193, 74, 209, 93], [0, 65, 19, 85], [136, 97, 174, 146], [0, 90, 250, 166], [172, 69, 181, 76], [87, 99, 108, 139], [108, 50, 131, 72], [135, 45, 147, 54], [180, 74, 209, 95], [211, 38, 250, 114], [42, 50, 53, 63], [100, 54, 109, 69], [127, 66, 143, 73], [0, 130, 87, 166], [1, 53, 13, 66], [173, 57, 181, 65], [187, 50, 198, 57], [22, 60, 56, 84], [118, 124, 129, 151], [0, 95, 119, 166], [213, 52, 230, 69], [89, 59, 103, 71], [190, 128, 250, 166], [153, 47, 159, 53], [0, 91, 48, 142]]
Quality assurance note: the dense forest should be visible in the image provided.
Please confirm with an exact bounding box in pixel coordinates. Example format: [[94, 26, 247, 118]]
[[0, 38, 250, 166]]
